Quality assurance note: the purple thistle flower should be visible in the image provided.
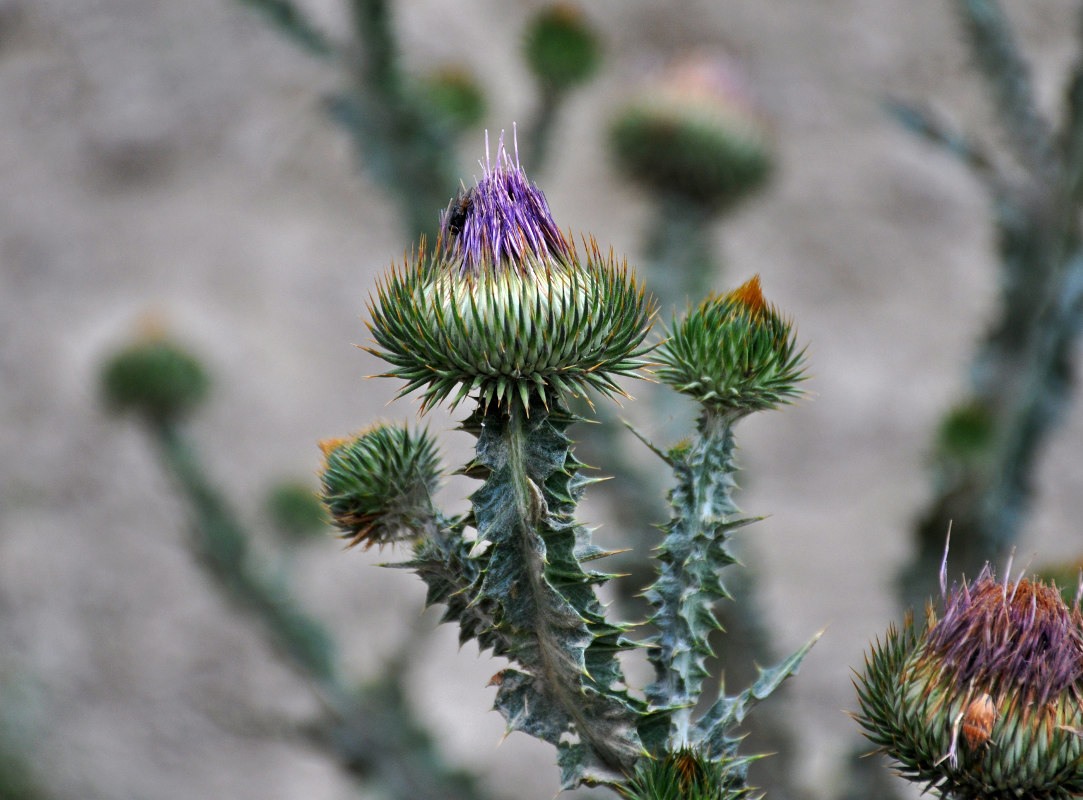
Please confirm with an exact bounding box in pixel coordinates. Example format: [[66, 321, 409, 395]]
[[439, 131, 572, 276], [923, 566, 1083, 709]]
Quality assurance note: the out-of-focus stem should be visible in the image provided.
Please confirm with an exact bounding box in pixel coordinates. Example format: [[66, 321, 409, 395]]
[[523, 86, 561, 176], [644, 194, 719, 314], [901, 4, 1083, 609], [343, 0, 459, 240]]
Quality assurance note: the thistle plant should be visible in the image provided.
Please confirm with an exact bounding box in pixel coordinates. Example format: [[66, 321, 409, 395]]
[[323, 134, 817, 795], [855, 554, 1083, 799]]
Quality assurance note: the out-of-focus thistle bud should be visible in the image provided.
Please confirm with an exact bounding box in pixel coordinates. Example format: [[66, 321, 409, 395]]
[[655, 276, 805, 415], [366, 133, 655, 414], [855, 564, 1083, 799], [619, 748, 754, 800], [318, 424, 441, 549], [610, 53, 773, 212], [264, 482, 328, 544], [100, 324, 210, 423], [417, 65, 487, 132], [935, 400, 996, 464], [523, 4, 602, 93]]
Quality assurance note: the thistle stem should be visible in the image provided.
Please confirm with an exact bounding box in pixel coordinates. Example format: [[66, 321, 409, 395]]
[[468, 397, 643, 786], [646, 409, 741, 746], [523, 85, 562, 176], [645, 193, 719, 313]]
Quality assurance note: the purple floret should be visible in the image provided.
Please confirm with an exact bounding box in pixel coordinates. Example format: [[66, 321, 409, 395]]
[[440, 132, 572, 276], [925, 566, 1083, 707]]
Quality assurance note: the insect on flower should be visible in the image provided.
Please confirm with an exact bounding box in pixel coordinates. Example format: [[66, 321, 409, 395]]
[[961, 692, 996, 750], [445, 191, 473, 236]]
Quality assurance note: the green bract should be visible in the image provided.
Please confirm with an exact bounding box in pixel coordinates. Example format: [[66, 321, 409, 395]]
[[367, 238, 654, 414], [318, 424, 442, 549], [655, 276, 805, 414]]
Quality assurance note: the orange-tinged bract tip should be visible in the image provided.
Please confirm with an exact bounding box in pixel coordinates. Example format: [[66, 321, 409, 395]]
[[728, 274, 767, 317], [318, 437, 350, 458]]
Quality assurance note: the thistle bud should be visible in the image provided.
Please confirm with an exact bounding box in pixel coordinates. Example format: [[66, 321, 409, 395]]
[[655, 276, 805, 415], [366, 133, 654, 414], [854, 566, 1083, 799], [318, 424, 441, 549], [100, 325, 210, 423], [264, 482, 328, 544], [417, 65, 486, 132], [619, 748, 753, 800], [523, 4, 602, 93], [610, 53, 773, 212]]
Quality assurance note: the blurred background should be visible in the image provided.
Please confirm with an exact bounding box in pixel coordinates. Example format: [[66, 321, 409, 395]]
[[3, 0, 1083, 798]]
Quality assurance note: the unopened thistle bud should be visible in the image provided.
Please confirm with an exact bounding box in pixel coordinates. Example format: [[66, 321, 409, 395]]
[[366, 133, 655, 414], [610, 53, 773, 211], [855, 566, 1083, 799], [264, 482, 328, 544], [619, 748, 754, 800], [100, 324, 210, 423], [655, 276, 805, 415], [417, 65, 487, 132], [318, 424, 441, 549], [523, 4, 602, 93]]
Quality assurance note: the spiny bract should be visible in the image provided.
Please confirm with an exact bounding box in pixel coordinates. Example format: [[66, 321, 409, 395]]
[[619, 748, 757, 800]]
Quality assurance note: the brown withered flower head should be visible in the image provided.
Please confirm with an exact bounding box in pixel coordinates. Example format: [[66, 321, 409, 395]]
[[855, 557, 1083, 800]]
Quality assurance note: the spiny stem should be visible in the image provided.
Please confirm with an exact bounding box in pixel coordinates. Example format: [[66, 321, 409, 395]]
[[646, 409, 744, 746], [467, 397, 643, 786]]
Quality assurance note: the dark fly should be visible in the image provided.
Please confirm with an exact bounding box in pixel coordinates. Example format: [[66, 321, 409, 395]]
[[446, 192, 472, 236]]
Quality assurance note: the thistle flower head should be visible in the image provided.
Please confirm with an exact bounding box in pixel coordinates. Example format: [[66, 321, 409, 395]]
[[654, 276, 806, 415], [610, 53, 773, 211], [854, 565, 1083, 799], [318, 423, 442, 549], [367, 132, 655, 414]]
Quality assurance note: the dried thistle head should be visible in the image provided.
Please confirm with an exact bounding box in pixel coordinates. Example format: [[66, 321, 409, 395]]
[[854, 565, 1083, 799], [366, 132, 655, 415]]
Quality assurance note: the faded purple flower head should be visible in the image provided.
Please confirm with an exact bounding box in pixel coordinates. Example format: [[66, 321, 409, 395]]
[[439, 131, 572, 276], [923, 565, 1083, 709]]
